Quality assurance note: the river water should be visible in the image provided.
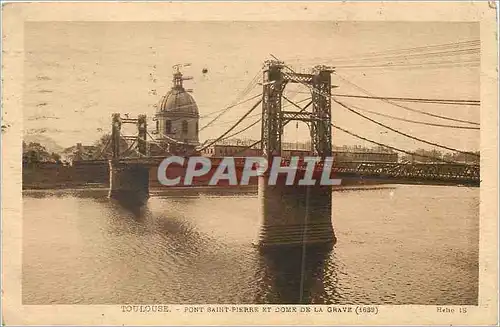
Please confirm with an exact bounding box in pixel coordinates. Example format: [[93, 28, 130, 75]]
[[22, 184, 479, 305]]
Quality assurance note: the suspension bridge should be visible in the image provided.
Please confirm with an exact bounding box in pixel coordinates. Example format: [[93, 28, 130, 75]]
[[96, 60, 479, 188], [86, 52, 480, 247]]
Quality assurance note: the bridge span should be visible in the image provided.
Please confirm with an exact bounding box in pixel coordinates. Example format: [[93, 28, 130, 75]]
[[99, 59, 479, 249], [109, 156, 480, 187]]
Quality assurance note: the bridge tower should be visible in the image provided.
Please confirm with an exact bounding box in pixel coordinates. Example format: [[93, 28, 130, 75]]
[[261, 60, 285, 162], [259, 61, 336, 249], [108, 113, 150, 205], [261, 61, 333, 159], [311, 66, 333, 157]]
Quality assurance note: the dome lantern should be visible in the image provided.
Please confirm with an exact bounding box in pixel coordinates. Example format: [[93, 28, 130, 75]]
[[156, 64, 198, 115]]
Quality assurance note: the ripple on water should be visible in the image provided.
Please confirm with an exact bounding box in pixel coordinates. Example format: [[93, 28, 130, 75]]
[[22, 185, 478, 304]]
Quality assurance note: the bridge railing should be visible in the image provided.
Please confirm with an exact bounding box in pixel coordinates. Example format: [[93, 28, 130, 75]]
[[276, 158, 479, 182], [102, 156, 479, 184], [332, 161, 480, 182]]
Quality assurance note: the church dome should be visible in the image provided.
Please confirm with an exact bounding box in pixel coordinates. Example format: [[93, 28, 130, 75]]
[[156, 69, 199, 116], [157, 88, 199, 115]]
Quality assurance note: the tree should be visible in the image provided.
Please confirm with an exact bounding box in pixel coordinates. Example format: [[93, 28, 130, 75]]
[[50, 152, 61, 163], [22, 142, 53, 163]]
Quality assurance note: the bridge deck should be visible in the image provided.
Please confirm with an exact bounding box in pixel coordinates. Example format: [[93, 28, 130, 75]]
[[85, 156, 479, 186]]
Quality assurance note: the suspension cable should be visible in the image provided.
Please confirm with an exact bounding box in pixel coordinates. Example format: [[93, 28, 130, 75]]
[[162, 92, 263, 126], [223, 123, 463, 165], [222, 118, 261, 140], [335, 59, 479, 70], [336, 74, 480, 126], [130, 147, 147, 158], [330, 123, 457, 164], [284, 40, 480, 66], [269, 54, 477, 163], [121, 139, 138, 157], [93, 135, 111, 159], [330, 93, 480, 106], [340, 102, 479, 130], [281, 96, 314, 121], [214, 97, 313, 144], [197, 68, 262, 131], [207, 112, 261, 127], [199, 93, 262, 131], [155, 131, 192, 145], [334, 99, 479, 157], [197, 99, 263, 152], [145, 131, 171, 155], [271, 55, 479, 139], [219, 97, 315, 155]]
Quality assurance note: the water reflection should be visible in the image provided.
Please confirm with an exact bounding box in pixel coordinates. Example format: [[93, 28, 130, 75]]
[[255, 246, 333, 304], [22, 185, 479, 305], [105, 194, 227, 271], [109, 185, 338, 304], [254, 177, 338, 303], [109, 197, 151, 219]]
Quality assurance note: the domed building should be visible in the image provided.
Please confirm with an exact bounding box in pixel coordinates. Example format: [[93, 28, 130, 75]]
[[154, 67, 200, 154]]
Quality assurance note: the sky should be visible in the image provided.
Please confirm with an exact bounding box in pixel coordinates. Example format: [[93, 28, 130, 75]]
[[23, 21, 480, 152]]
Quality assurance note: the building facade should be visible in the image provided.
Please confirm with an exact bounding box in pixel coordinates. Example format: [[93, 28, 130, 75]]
[[202, 144, 261, 157], [201, 142, 399, 163], [332, 151, 398, 163]]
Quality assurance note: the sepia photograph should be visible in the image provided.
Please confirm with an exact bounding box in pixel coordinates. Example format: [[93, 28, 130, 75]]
[[1, 1, 498, 326]]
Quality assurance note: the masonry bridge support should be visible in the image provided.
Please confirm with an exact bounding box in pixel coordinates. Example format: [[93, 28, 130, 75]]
[[258, 176, 336, 248]]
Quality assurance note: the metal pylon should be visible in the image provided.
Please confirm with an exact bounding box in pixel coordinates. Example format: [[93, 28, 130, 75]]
[[261, 60, 286, 161], [110, 113, 149, 159], [260, 61, 334, 160], [311, 68, 332, 157]]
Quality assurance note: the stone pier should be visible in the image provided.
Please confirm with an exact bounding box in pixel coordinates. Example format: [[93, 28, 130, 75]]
[[108, 160, 150, 205], [258, 175, 336, 248]]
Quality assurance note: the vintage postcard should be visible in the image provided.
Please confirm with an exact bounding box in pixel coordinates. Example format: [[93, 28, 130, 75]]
[[1, 1, 498, 326]]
